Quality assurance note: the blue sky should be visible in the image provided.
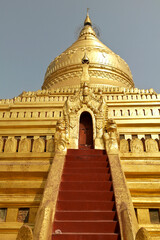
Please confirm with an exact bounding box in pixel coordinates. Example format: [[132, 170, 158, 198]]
[[0, 0, 160, 99]]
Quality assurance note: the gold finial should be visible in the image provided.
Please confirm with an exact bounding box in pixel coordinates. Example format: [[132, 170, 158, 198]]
[[79, 9, 96, 38], [84, 8, 92, 26], [87, 8, 89, 16]]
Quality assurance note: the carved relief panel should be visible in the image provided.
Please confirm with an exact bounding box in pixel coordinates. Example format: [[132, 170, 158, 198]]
[[130, 138, 144, 153], [46, 138, 54, 152], [69, 117, 78, 139], [32, 138, 45, 153], [145, 138, 159, 153], [18, 138, 31, 153], [120, 139, 129, 153], [96, 119, 104, 139], [4, 137, 17, 153]]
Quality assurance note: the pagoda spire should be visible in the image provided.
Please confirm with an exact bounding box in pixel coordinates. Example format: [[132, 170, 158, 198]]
[[78, 9, 96, 38], [84, 8, 92, 26]]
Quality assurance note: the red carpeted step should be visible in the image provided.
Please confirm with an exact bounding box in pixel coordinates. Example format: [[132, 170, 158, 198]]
[[65, 161, 108, 168], [57, 201, 115, 211], [55, 211, 117, 221], [66, 155, 107, 161], [52, 233, 120, 240], [58, 191, 114, 201], [63, 167, 110, 174], [60, 181, 113, 191], [62, 173, 111, 181], [52, 149, 121, 239], [53, 220, 119, 233], [67, 149, 106, 155]]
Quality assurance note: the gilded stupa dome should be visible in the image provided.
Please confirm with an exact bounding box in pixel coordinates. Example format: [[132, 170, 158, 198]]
[[42, 13, 134, 90]]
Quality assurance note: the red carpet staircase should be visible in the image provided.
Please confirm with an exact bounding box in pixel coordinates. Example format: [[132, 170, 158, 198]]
[[52, 149, 121, 240]]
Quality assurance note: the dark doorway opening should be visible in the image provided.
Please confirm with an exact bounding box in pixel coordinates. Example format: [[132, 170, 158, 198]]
[[79, 112, 93, 149]]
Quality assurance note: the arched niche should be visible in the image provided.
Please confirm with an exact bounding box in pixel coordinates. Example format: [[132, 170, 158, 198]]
[[79, 111, 93, 149], [77, 107, 96, 141]]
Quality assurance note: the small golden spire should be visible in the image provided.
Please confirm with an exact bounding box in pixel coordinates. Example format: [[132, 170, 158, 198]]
[[82, 50, 89, 64], [84, 8, 92, 26], [79, 9, 96, 38]]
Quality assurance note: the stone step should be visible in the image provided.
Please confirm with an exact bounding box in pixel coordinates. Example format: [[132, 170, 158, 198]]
[[60, 181, 113, 192], [56, 201, 115, 211]]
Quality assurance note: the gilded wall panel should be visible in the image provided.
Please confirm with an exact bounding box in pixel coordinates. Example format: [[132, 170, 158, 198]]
[[18, 138, 31, 153], [145, 139, 159, 153], [130, 138, 144, 153], [120, 139, 129, 153], [32, 138, 45, 153], [46, 139, 54, 152], [4, 137, 17, 153]]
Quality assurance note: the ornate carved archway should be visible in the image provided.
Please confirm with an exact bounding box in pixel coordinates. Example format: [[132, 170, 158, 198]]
[[63, 83, 107, 149]]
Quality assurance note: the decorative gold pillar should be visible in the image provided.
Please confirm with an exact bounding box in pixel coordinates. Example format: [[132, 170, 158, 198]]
[[107, 154, 139, 240], [33, 120, 68, 240], [104, 119, 139, 240], [104, 119, 152, 240]]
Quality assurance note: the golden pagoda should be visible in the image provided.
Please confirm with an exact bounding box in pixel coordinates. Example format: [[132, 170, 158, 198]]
[[0, 12, 160, 240]]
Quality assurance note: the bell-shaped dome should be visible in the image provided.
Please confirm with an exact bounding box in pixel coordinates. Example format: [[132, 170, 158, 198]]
[[42, 13, 134, 90]]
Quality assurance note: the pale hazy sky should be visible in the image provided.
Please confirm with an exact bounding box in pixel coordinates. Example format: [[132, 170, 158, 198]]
[[0, 0, 160, 99]]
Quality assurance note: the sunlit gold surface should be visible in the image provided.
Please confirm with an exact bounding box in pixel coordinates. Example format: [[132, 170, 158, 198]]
[[33, 153, 65, 240], [42, 14, 134, 90], [0, 86, 160, 240]]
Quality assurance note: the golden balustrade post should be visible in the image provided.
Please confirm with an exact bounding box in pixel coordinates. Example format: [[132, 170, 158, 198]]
[[104, 119, 139, 240]]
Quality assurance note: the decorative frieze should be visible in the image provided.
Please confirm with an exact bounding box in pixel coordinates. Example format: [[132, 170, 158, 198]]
[[119, 136, 160, 153], [0, 135, 54, 153], [108, 107, 160, 118]]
